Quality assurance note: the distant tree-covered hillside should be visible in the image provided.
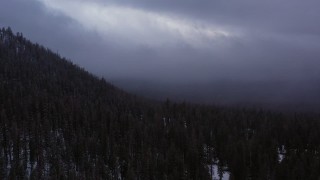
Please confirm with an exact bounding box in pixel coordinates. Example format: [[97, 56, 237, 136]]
[[1, 27, 320, 179]]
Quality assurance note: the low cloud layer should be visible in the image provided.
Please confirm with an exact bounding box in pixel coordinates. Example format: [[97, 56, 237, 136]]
[[36, 0, 233, 48], [1, 0, 320, 110]]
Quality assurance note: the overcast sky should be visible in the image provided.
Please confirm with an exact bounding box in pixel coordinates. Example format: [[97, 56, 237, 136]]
[[1, 0, 320, 109]]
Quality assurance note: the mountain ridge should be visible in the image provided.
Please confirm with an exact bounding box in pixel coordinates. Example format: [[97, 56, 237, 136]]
[[1, 27, 320, 179]]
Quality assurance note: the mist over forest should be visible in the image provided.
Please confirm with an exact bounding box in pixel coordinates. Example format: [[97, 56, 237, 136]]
[[1, 0, 320, 179], [1, 0, 320, 112]]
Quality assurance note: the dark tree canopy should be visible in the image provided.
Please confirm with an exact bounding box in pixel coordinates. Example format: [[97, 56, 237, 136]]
[[0, 27, 320, 179]]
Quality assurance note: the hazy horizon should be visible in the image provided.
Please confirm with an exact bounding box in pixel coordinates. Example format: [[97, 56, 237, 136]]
[[1, 0, 320, 111]]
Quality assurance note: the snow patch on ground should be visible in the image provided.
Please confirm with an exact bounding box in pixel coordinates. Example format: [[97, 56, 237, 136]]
[[208, 163, 230, 180], [278, 145, 286, 163]]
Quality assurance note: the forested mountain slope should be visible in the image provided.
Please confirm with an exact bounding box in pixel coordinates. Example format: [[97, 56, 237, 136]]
[[1, 27, 320, 179]]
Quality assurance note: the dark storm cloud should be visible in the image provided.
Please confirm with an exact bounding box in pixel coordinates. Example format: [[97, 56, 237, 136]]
[[1, 0, 320, 110]]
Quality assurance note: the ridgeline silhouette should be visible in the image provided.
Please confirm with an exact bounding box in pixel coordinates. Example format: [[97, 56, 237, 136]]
[[1, 27, 320, 179]]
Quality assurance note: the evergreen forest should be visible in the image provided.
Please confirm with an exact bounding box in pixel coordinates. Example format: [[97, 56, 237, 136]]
[[1, 27, 320, 179]]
